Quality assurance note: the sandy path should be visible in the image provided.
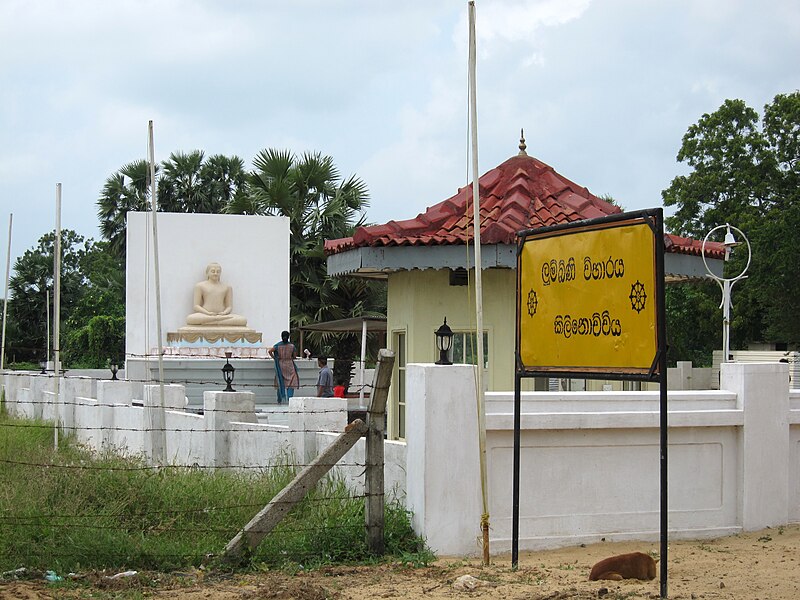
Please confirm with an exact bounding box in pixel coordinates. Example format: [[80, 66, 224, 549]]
[[2, 525, 799, 599]]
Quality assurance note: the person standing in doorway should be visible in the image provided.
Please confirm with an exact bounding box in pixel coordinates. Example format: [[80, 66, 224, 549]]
[[269, 330, 299, 404], [316, 357, 334, 398]]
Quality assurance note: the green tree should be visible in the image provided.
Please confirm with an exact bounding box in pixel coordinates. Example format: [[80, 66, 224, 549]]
[[97, 152, 246, 259], [158, 151, 246, 214], [97, 160, 153, 259], [6, 230, 90, 363], [62, 241, 125, 367], [200, 153, 248, 208], [663, 92, 800, 352], [230, 149, 386, 352], [665, 282, 721, 367]]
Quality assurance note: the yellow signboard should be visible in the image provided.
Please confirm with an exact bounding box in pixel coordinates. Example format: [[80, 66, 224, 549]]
[[518, 218, 659, 374]]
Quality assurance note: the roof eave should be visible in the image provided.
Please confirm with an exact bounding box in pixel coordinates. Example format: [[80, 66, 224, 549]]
[[328, 243, 724, 282], [327, 244, 517, 278]]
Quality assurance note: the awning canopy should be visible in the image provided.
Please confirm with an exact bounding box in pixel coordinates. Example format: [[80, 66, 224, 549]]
[[299, 316, 387, 405], [299, 316, 387, 333]]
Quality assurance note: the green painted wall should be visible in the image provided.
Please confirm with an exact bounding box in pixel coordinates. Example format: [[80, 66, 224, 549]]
[[387, 268, 519, 390]]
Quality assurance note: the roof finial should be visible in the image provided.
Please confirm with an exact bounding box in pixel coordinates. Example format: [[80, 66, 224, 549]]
[[518, 128, 528, 156]]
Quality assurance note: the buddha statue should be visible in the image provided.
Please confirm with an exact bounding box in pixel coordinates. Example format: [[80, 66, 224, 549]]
[[185, 263, 248, 327]]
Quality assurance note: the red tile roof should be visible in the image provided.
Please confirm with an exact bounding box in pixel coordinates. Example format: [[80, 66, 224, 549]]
[[325, 152, 725, 260]]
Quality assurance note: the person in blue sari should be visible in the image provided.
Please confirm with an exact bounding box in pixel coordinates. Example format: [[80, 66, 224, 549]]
[[268, 330, 299, 404]]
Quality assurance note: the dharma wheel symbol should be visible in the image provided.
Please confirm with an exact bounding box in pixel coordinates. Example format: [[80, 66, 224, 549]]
[[629, 280, 647, 313], [527, 289, 538, 317]]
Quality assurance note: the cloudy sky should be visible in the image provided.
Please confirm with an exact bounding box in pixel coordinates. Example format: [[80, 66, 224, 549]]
[[1, 0, 798, 267]]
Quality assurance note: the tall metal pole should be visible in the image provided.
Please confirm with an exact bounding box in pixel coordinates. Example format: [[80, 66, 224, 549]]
[[722, 279, 731, 362], [53, 184, 62, 449], [0, 213, 12, 371], [468, 0, 490, 564], [148, 121, 167, 464], [46, 289, 50, 364], [511, 371, 521, 567], [654, 210, 669, 600]]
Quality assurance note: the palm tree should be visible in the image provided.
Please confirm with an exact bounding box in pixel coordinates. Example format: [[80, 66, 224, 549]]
[[231, 149, 385, 349], [201, 154, 246, 211], [97, 160, 153, 258], [97, 152, 247, 259], [159, 151, 247, 214], [158, 150, 208, 213]]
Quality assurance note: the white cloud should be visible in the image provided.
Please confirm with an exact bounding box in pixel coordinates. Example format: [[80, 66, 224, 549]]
[[1, 0, 798, 268]]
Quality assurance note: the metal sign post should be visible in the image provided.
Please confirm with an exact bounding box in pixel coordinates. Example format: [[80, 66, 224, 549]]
[[513, 208, 669, 598]]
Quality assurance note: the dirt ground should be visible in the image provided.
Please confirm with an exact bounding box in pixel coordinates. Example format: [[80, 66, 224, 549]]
[[2, 525, 799, 599]]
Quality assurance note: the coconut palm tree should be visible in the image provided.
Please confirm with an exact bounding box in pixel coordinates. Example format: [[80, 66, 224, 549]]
[[98, 152, 247, 259], [231, 149, 385, 351], [96, 160, 153, 258], [201, 154, 246, 211], [158, 150, 208, 213]]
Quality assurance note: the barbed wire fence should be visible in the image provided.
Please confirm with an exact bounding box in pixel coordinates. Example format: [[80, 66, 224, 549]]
[[0, 350, 399, 571]]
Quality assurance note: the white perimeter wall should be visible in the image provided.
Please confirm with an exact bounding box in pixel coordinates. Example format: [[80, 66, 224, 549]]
[[5, 361, 799, 559], [126, 212, 290, 358]]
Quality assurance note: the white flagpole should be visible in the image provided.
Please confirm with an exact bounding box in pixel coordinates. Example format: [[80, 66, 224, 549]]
[[1, 213, 12, 371], [148, 121, 167, 465], [54, 184, 62, 449], [46, 289, 50, 364], [468, 0, 490, 564]]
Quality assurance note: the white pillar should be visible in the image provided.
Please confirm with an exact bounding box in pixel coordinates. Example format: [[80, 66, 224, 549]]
[[287, 397, 348, 464], [405, 363, 483, 556], [97, 380, 136, 450], [675, 360, 693, 390], [204, 391, 257, 468], [721, 362, 790, 530], [60, 376, 95, 436], [30, 374, 55, 420], [2, 372, 30, 416]]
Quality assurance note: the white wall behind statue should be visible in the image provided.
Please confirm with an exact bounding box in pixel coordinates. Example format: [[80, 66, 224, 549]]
[[126, 212, 290, 358]]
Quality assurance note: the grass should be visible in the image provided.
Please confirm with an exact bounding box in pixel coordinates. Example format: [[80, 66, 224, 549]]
[[0, 409, 431, 574]]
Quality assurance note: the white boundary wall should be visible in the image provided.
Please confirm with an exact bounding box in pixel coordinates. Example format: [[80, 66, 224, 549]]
[[125, 212, 290, 359], [403, 361, 800, 555], [3, 361, 799, 557]]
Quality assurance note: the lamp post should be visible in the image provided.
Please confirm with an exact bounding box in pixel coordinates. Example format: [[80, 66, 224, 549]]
[[109, 360, 119, 381], [702, 223, 751, 364], [434, 318, 453, 365], [222, 351, 236, 392]]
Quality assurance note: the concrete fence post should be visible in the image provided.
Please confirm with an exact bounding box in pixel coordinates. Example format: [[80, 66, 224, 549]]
[[721, 361, 790, 530], [406, 363, 483, 556], [97, 380, 136, 450], [2, 372, 30, 417], [30, 374, 54, 420], [60, 375, 95, 436], [204, 390, 257, 468], [288, 397, 348, 464]]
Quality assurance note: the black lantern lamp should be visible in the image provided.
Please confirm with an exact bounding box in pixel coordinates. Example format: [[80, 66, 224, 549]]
[[222, 351, 236, 392], [109, 359, 119, 381], [434, 317, 453, 365], [40, 359, 47, 375]]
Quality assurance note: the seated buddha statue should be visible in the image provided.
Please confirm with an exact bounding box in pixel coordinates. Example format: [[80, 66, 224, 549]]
[[185, 262, 248, 327]]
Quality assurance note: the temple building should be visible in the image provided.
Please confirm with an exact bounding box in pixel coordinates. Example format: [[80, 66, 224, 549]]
[[326, 136, 724, 439]]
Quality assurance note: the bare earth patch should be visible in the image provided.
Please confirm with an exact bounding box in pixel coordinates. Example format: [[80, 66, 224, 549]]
[[2, 525, 799, 599]]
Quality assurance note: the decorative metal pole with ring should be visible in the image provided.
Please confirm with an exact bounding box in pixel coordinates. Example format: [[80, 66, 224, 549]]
[[702, 223, 751, 363]]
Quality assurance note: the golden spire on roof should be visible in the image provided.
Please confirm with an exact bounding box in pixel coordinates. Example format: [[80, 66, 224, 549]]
[[518, 129, 528, 156]]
